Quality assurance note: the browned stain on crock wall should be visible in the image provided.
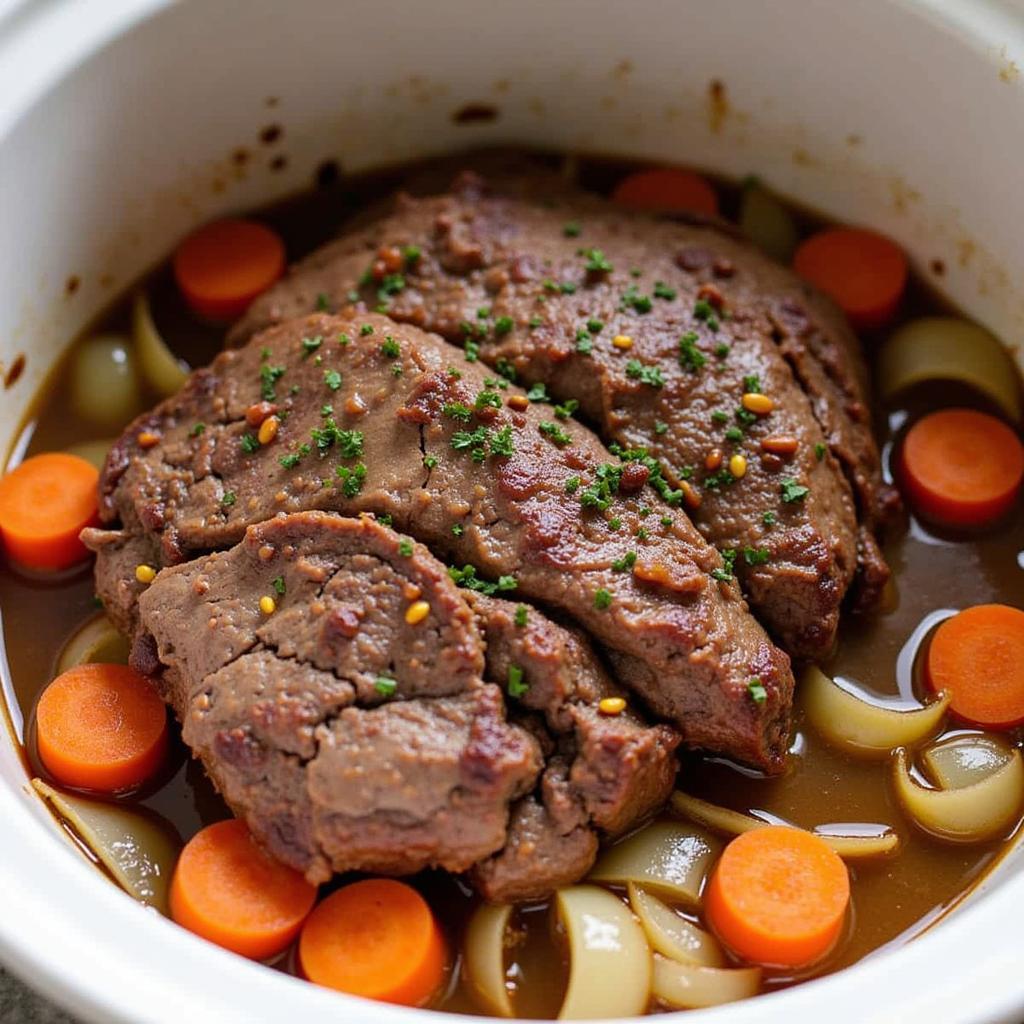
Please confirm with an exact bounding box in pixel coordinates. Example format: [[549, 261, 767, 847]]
[[4, 354, 25, 389], [452, 103, 500, 125]]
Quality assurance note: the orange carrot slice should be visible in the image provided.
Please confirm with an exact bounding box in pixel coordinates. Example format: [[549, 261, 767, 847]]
[[926, 604, 1024, 729], [173, 219, 285, 321], [793, 227, 908, 330], [299, 878, 446, 1006], [612, 168, 719, 217], [35, 663, 167, 792], [170, 819, 317, 960], [705, 826, 850, 969], [0, 453, 99, 570], [899, 409, 1024, 528]]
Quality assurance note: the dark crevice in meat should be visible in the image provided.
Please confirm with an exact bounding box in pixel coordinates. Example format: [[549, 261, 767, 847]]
[[89, 313, 793, 770], [228, 168, 897, 659]]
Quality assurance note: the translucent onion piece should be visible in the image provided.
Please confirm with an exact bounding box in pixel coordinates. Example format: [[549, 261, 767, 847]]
[[893, 747, 1024, 843], [133, 290, 189, 397], [878, 316, 1022, 423], [588, 821, 721, 906], [69, 334, 143, 430], [650, 955, 761, 1010], [65, 438, 114, 472], [463, 903, 514, 1017], [923, 733, 1016, 791], [555, 885, 651, 1020], [32, 779, 180, 914], [669, 790, 899, 860], [627, 883, 724, 967], [56, 614, 130, 675], [739, 183, 799, 263], [803, 665, 950, 758]]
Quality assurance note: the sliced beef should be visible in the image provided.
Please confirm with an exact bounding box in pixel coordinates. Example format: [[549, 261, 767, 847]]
[[231, 170, 897, 658], [134, 511, 540, 882], [88, 313, 793, 770], [468, 593, 679, 901]]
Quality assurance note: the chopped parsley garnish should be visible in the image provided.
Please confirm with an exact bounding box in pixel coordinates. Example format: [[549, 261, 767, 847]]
[[507, 664, 529, 698], [475, 389, 503, 411], [403, 244, 422, 266], [489, 425, 515, 457], [423, 454, 438, 469], [374, 676, 397, 698], [654, 421, 668, 435], [565, 475, 581, 493], [679, 331, 707, 372], [380, 336, 401, 358], [576, 337, 594, 355], [302, 335, 323, 357], [711, 410, 730, 424], [653, 280, 677, 300], [448, 565, 517, 596], [338, 333, 350, 347], [735, 406, 758, 427], [443, 402, 473, 423], [321, 404, 334, 418], [451, 523, 465, 537], [715, 343, 731, 358], [583, 248, 613, 273], [190, 422, 206, 437], [661, 515, 674, 527], [693, 298, 720, 330], [608, 517, 622, 531], [763, 510, 777, 527], [323, 369, 342, 391], [554, 398, 579, 420], [311, 421, 363, 459], [477, 307, 491, 320], [742, 374, 762, 394], [539, 421, 572, 446], [272, 575, 286, 596], [494, 316, 515, 336], [260, 364, 286, 400], [221, 491, 237, 507], [593, 588, 613, 610], [621, 284, 653, 314], [625, 360, 665, 388], [725, 426, 744, 443], [528, 315, 545, 329], [377, 513, 393, 526], [780, 478, 810, 504], [240, 433, 260, 454], [334, 462, 367, 497], [260, 346, 272, 361], [704, 468, 738, 491], [279, 453, 301, 469], [360, 324, 374, 336], [743, 546, 771, 566], [563, 220, 582, 237], [815, 443, 827, 461], [527, 382, 548, 402], [315, 293, 331, 312], [612, 551, 637, 572], [711, 548, 737, 582], [587, 318, 604, 334], [747, 677, 768, 705], [636, 526, 650, 540], [495, 358, 517, 381], [451, 425, 513, 460], [464, 339, 480, 362], [514, 604, 529, 627], [398, 539, 414, 556], [376, 273, 405, 303]]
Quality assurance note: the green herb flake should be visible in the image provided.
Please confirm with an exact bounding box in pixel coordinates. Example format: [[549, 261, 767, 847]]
[[279, 453, 301, 469], [190, 422, 206, 437], [380, 336, 401, 359], [272, 576, 286, 596], [443, 402, 473, 423], [514, 604, 529, 627], [260, 364, 286, 401], [398, 540, 414, 556], [593, 588, 613, 610], [221, 491, 237, 507], [539, 421, 572, 446], [763, 510, 777, 527], [507, 664, 529, 699], [565, 475, 581, 494], [679, 331, 707, 372], [315, 293, 331, 312], [653, 280, 677, 300], [528, 315, 545, 329], [743, 546, 770, 566], [587, 318, 604, 334], [693, 298, 720, 330], [815, 443, 827, 461], [423, 454, 438, 470], [451, 523, 465, 537], [527, 382, 548, 403], [612, 551, 638, 572], [374, 676, 398, 698], [448, 564, 518, 596], [334, 462, 367, 497], [240, 433, 260, 454], [360, 324, 374, 336], [742, 374, 762, 394], [494, 316, 515, 336], [302, 335, 323, 357], [563, 220, 582, 238], [711, 410, 730, 424], [654, 421, 668, 435], [780, 478, 810, 504], [747, 677, 768, 705], [554, 398, 579, 421], [625, 360, 665, 388], [725, 426, 744, 443], [324, 369, 342, 391], [583, 248, 613, 273], [576, 337, 594, 355], [715, 343, 731, 359], [711, 548, 737, 582]]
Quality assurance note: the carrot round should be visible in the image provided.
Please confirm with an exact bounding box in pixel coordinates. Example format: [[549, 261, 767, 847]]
[[35, 663, 167, 792], [899, 409, 1024, 528], [299, 878, 446, 1006], [170, 819, 316, 960], [0, 453, 99, 570], [705, 825, 850, 969], [173, 219, 285, 321], [793, 227, 908, 330], [926, 604, 1024, 729], [612, 168, 719, 217]]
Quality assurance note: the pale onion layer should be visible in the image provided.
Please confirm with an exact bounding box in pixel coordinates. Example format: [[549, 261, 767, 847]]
[[923, 733, 1016, 791], [56, 614, 130, 675], [133, 290, 189, 397], [462, 903, 514, 1017], [739, 183, 799, 263], [650, 955, 761, 1009], [627, 883, 724, 967]]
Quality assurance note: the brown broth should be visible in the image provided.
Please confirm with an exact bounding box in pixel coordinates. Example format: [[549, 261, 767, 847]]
[[1, 148, 1022, 1017]]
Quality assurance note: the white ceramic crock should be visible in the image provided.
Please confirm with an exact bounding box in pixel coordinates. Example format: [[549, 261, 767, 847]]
[[1, 1, 1023, 1021]]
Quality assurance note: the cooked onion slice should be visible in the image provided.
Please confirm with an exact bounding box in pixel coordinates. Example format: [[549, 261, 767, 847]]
[[669, 790, 899, 859], [650, 955, 761, 1009], [923, 733, 1016, 790], [32, 778, 179, 914], [133, 290, 189, 397], [69, 334, 143, 430], [56, 614, 130, 675], [64, 438, 114, 472], [878, 316, 1022, 423], [463, 903, 514, 1017], [893, 747, 1024, 843], [627, 883, 724, 967], [588, 821, 721, 906], [555, 885, 651, 1019], [803, 665, 950, 758], [739, 182, 799, 263]]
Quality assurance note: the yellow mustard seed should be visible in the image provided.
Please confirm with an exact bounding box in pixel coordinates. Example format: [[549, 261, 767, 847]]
[[405, 600, 431, 625], [612, 334, 634, 350], [137, 431, 160, 449], [729, 454, 748, 478], [259, 595, 277, 615], [742, 392, 774, 415], [258, 415, 280, 445], [599, 696, 627, 716], [135, 564, 156, 584]]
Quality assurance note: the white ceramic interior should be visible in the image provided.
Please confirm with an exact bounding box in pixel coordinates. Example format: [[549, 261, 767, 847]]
[[1, 1, 1023, 1021]]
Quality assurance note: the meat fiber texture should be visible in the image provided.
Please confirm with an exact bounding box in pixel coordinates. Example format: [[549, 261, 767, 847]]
[[86, 312, 792, 771], [132, 511, 678, 896], [231, 168, 898, 659]]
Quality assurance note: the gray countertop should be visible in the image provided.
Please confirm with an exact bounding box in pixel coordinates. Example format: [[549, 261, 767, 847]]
[[0, 966, 76, 1024]]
